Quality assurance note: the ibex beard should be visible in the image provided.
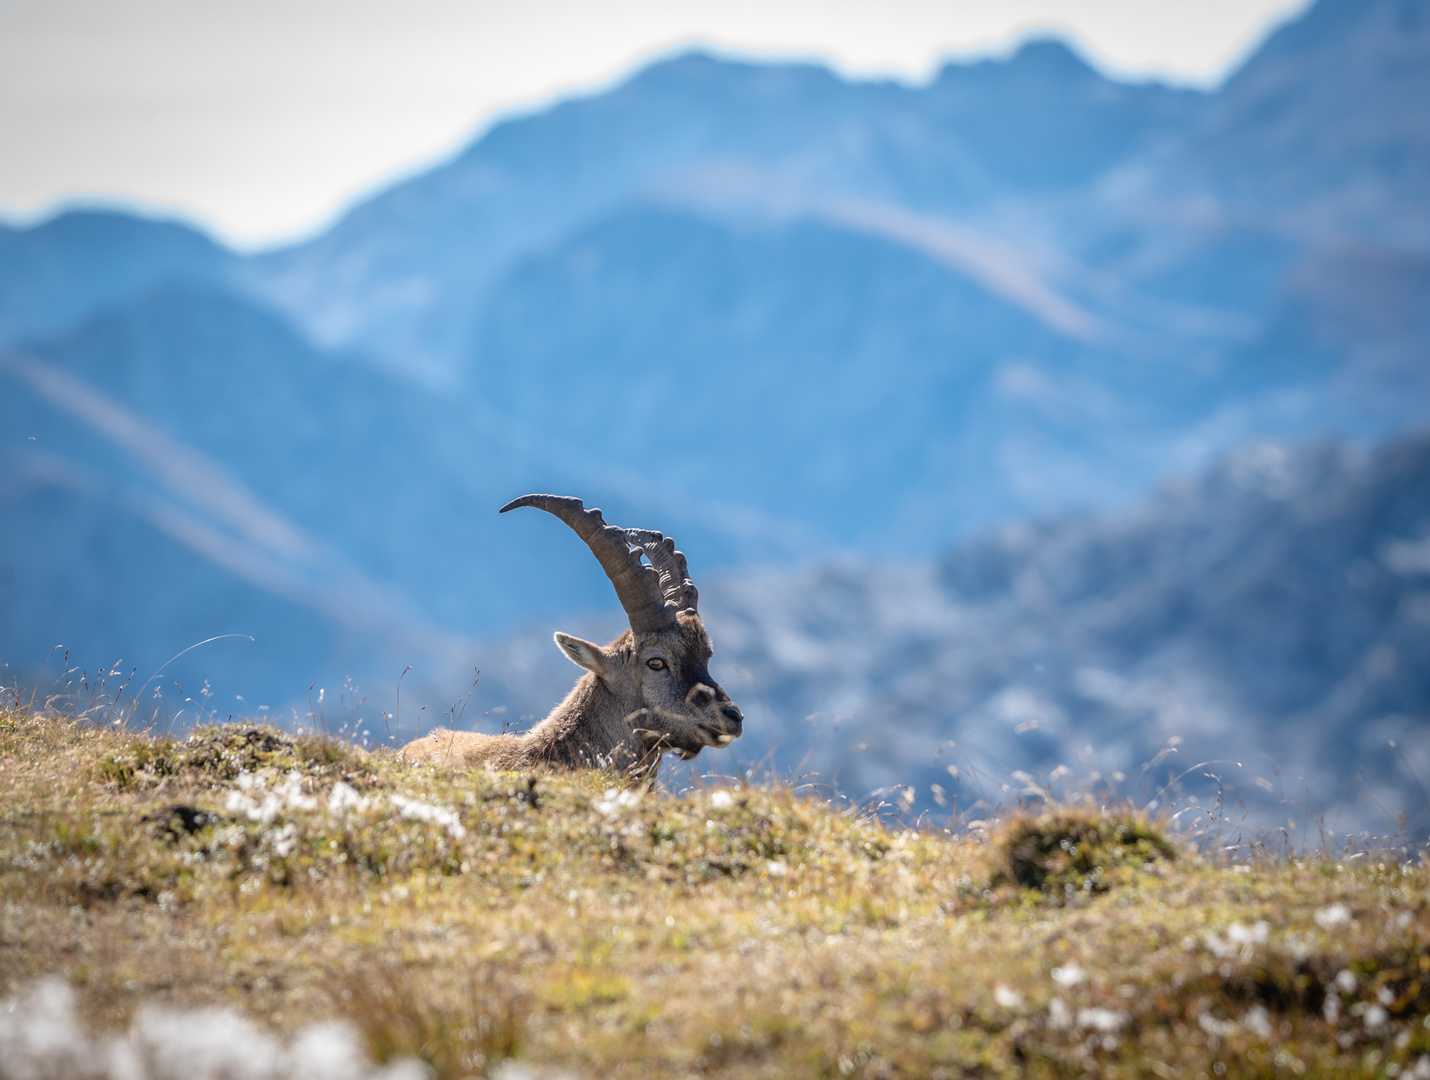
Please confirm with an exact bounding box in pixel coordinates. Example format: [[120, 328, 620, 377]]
[[404, 495, 743, 783]]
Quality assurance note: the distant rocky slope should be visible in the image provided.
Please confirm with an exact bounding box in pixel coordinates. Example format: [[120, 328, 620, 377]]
[[720, 431, 1430, 833]]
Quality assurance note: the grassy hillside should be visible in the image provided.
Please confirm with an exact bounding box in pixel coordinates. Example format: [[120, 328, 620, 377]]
[[0, 701, 1427, 1079]]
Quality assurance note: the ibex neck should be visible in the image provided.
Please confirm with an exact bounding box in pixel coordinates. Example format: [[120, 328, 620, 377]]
[[532, 671, 643, 772]]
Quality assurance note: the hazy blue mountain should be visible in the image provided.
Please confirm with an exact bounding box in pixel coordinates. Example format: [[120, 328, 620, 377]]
[[1164, 0, 1430, 249], [0, 210, 231, 347], [226, 0, 1428, 554], [455, 190, 1428, 555], [466, 204, 1121, 548], [0, 471, 345, 722], [1067, 0, 1430, 346], [240, 40, 1206, 382], [0, 286, 632, 711]]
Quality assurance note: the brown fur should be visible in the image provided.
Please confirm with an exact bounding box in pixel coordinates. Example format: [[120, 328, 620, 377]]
[[404, 612, 742, 782]]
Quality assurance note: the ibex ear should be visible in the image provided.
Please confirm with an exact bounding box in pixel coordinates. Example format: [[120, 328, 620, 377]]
[[554, 632, 610, 676]]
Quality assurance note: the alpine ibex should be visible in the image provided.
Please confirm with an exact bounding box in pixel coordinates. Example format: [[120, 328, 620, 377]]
[[404, 495, 744, 780]]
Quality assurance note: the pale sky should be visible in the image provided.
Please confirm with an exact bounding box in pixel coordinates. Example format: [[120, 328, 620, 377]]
[[0, 0, 1312, 249]]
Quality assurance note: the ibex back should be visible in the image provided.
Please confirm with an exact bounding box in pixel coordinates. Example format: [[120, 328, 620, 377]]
[[404, 495, 744, 781]]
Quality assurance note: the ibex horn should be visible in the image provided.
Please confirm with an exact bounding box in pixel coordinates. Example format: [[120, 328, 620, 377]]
[[624, 529, 698, 613], [500, 494, 677, 633]]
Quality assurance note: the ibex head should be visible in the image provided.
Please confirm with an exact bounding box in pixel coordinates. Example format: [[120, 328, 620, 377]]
[[500, 495, 744, 762]]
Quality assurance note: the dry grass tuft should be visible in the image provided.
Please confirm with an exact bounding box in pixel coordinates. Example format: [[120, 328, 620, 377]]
[[991, 808, 1176, 894], [2, 698, 1429, 1079], [97, 722, 375, 791], [329, 960, 529, 1076]]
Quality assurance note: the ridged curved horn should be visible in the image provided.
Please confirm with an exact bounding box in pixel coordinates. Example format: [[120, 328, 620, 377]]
[[500, 494, 677, 633], [624, 529, 698, 613]]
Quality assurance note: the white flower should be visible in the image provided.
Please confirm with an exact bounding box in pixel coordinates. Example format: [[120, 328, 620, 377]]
[[327, 782, 369, 814], [1047, 998, 1072, 1030], [1364, 1005, 1389, 1031], [1227, 921, 1269, 946], [0, 976, 432, 1080], [1243, 1005, 1273, 1039], [224, 772, 318, 824], [224, 791, 258, 817], [767, 861, 788, 877], [709, 790, 734, 810], [270, 772, 316, 813], [994, 986, 1023, 1010], [1334, 969, 1357, 993], [593, 788, 642, 818], [1077, 1007, 1127, 1033], [389, 794, 466, 838], [272, 822, 298, 858], [281, 1021, 370, 1080], [130, 1003, 281, 1079], [250, 797, 283, 825], [1315, 903, 1352, 929], [1199, 1013, 1239, 1038], [1051, 964, 1085, 987], [1205, 920, 1268, 959]]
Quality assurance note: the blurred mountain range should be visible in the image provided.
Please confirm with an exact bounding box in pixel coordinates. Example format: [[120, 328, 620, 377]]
[[2, 0, 1427, 826]]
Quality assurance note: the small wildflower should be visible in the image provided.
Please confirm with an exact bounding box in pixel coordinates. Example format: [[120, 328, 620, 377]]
[[593, 788, 641, 817], [1315, 904, 1352, 929], [1078, 1007, 1127, 1033], [1048, 998, 1072, 1029], [328, 782, 369, 814], [224, 791, 258, 817], [709, 790, 734, 810], [275, 773, 317, 812], [1324, 995, 1341, 1024], [1227, 921, 1269, 946], [389, 794, 465, 838], [1243, 1005, 1273, 1039], [1205, 921, 1267, 958], [1200, 1013, 1239, 1038], [994, 986, 1023, 1010], [1051, 964, 1085, 987], [272, 822, 298, 858]]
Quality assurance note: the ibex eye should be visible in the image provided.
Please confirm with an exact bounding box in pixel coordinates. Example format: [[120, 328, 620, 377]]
[[647, 658, 666, 671]]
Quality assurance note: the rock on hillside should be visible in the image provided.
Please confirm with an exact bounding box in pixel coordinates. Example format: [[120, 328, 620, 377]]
[[714, 431, 1430, 833]]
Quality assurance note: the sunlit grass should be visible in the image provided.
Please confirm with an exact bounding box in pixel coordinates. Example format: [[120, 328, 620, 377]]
[[1, 698, 1428, 1079]]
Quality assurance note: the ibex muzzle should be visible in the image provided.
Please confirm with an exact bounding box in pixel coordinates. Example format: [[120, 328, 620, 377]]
[[404, 495, 742, 778]]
